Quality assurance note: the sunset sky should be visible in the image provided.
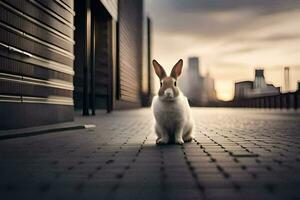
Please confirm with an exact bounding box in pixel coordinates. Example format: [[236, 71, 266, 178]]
[[145, 0, 300, 101]]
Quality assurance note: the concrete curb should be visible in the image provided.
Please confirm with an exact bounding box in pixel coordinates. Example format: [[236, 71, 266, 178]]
[[0, 123, 96, 140]]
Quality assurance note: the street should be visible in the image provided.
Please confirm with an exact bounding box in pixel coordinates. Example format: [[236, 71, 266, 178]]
[[0, 108, 300, 200]]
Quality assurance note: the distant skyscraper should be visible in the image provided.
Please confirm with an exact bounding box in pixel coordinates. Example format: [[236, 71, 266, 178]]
[[284, 67, 290, 92], [179, 57, 216, 106], [188, 57, 200, 75]]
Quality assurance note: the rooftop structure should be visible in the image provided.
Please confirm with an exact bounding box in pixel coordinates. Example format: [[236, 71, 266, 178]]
[[234, 69, 280, 99]]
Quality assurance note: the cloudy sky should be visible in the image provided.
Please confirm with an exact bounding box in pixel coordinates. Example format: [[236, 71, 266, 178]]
[[145, 0, 300, 100]]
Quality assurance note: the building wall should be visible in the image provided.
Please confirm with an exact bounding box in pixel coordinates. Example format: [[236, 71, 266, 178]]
[[141, 17, 153, 106], [234, 82, 253, 99], [0, 0, 75, 129], [73, 0, 115, 112], [100, 0, 118, 20], [117, 0, 143, 106], [74, 0, 146, 112], [93, 9, 113, 109], [73, 0, 86, 110]]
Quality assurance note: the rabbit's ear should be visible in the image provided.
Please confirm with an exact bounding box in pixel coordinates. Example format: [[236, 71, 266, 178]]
[[170, 59, 183, 79], [153, 60, 166, 80]]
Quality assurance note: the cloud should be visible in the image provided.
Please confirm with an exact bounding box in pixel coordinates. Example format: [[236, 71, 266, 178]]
[[261, 34, 300, 42], [167, 0, 300, 14], [145, 0, 300, 99], [224, 33, 300, 46], [220, 33, 300, 55], [147, 0, 300, 39], [223, 47, 258, 55]]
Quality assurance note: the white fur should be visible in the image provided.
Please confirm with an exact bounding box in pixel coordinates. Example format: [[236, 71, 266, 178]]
[[152, 91, 194, 145], [164, 88, 174, 98]]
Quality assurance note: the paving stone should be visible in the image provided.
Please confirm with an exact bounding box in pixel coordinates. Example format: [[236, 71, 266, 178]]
[[0, 108, 299, 199]]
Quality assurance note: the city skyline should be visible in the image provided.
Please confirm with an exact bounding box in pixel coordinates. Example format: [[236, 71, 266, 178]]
[[146, 0, 300, 101]]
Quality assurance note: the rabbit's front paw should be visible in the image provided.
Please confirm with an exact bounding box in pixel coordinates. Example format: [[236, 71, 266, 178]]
[[156, 137, 169, 145], [183, 135, 193, 143], [175, 138, 184, 145]]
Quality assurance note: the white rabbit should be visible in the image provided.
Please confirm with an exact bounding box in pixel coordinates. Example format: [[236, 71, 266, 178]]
[[151, 59, 194, 145]]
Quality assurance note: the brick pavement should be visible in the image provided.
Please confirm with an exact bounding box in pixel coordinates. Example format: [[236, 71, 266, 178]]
[[0, 108, 299, 200]]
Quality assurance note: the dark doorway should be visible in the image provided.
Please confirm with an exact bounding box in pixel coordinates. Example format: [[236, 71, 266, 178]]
[[74, 0, 113, 114], [91, 0, 113, 112]]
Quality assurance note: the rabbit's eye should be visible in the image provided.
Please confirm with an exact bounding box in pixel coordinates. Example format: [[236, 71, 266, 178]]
[[160, 82, 162, 87], [174, 81, 177, 87]]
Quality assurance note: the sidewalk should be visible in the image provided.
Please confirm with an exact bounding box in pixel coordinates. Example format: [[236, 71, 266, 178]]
[[0, 108, 299, 200]]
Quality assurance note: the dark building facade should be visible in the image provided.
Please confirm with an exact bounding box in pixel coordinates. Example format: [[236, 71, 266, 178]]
[[73, 0, 116, 114], [117, 0, 143, 106], [0, 0, 152, 129], [141, 17, 154, 106], [74, 0, 150, 113], [0, 0, 75, 129]]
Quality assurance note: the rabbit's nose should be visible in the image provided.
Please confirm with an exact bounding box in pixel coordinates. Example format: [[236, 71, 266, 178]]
[[164, 88, 174, 97]]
